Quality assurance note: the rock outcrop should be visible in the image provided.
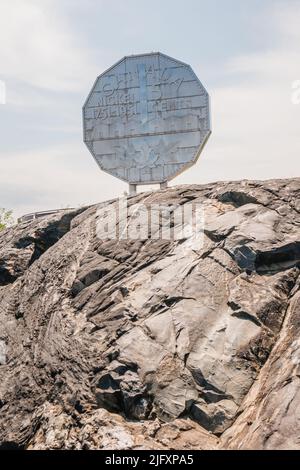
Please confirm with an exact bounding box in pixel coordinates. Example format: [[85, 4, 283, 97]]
[[0, 178, 299, 450]]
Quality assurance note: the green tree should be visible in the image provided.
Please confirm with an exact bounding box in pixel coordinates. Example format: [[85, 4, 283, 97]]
[[0, 208, 14, 230]]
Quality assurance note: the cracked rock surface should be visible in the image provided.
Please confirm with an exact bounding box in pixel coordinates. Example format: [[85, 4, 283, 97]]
[[0, 178, 299, 449]]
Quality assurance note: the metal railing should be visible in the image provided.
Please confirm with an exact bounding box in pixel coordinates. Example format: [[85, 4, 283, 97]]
[[18, 208, 74, 224]]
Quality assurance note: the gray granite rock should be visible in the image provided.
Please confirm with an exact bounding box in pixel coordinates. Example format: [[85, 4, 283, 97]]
[[0, 178, 299, 449]]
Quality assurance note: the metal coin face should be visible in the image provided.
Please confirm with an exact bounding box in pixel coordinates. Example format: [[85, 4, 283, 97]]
[[83, 52, 211, 185]]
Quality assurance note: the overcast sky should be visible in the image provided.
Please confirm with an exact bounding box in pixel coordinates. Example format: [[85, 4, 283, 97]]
[[0, 0, 299, 217]]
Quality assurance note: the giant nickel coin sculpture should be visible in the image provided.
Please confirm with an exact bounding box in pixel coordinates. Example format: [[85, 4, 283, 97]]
[[83, 52, 211, 194]]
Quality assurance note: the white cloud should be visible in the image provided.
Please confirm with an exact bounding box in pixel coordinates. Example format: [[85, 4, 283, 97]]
[[0, 142, 126, 217], [175, 1, 300, 186], [0, 0, 98, 92], [272, 0, 300, 42]]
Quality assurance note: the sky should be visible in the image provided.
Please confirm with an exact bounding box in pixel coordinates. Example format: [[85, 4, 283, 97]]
[[0, 0, 299, 218]]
